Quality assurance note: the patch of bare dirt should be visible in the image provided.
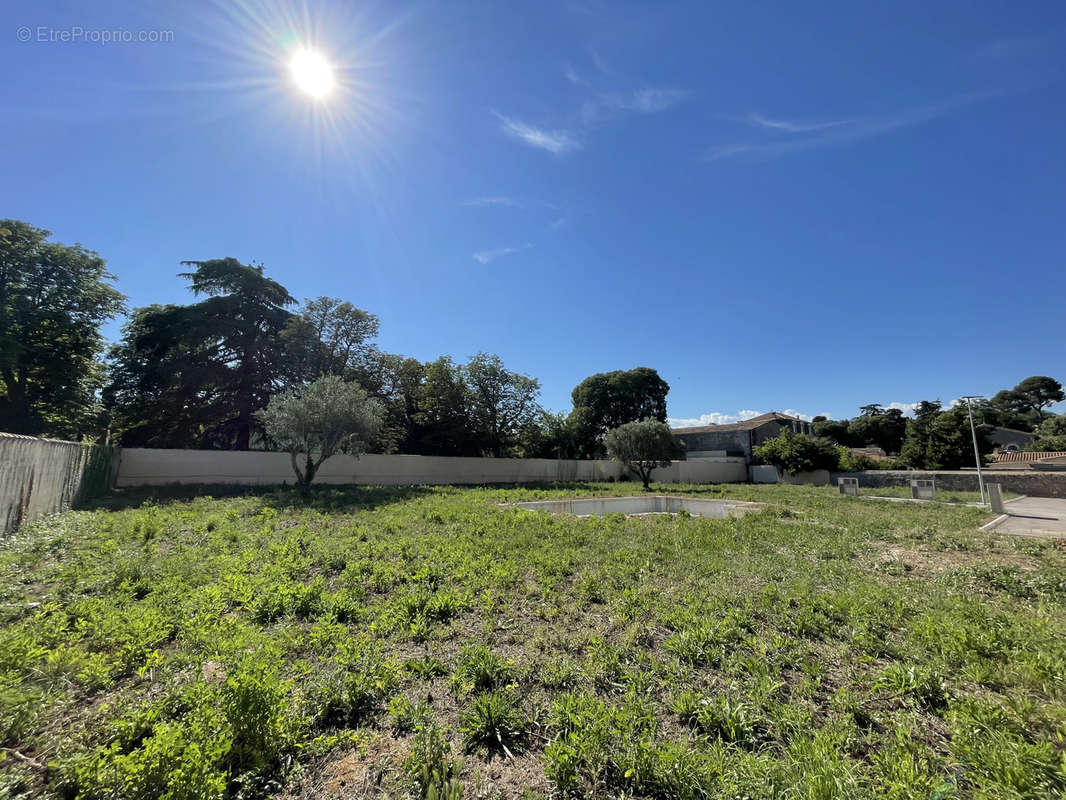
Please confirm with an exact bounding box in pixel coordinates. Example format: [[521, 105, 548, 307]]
[[873, 545, 1039, 577], [286, 734, 411, 799], [461, 749, 551, 799]]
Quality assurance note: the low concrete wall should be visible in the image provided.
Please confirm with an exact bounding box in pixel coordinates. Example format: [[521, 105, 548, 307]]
[[832, 469, 1066, 499], [747, 465, 831, 486], [780, 469, 831, 487], [116, 449, 748, 488], [505, 496, 764, 518], [0, 433, 117, 535]]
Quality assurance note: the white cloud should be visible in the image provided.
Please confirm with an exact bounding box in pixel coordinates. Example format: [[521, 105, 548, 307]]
[[472, 243, 531, 264], [461, 196, 521, 208], [495, 113, 580, 154], [887, 401, 919, 416], [668, 412, 742, 428], [706, 91, 998, 163], [668, 408, 811, 428]]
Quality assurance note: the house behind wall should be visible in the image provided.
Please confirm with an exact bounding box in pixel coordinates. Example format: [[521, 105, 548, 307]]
[[672, 412, 812, 464]]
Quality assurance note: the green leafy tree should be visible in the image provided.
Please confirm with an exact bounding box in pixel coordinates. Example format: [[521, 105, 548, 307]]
[[256, 375, 384, 495], [991, 376, 1064, 429], [356, 351, 427, 454], [925, 406, 993, 470], [106, 259, 295, 449], [848, 407, 907, 454], [812, 417, 851, 446], [513, 410, 587, 459], [414, 356, 476, 456], [104, 303, 228, 448], [0, 220, 124, 438], [464, 353, 541, 457], [899, 400, 943, 467], [1026, 415, 1066, 452], [281, 296, 380, 383], [605, 418, 684, 490], [569, 367, 670, 457], [899, 401, 992, 469], [753, 430, 841, 474]]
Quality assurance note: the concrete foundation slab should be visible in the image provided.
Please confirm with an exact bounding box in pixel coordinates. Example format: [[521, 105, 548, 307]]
[[500, 495, 765, 519]]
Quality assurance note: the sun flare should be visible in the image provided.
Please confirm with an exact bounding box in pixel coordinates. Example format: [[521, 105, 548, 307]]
[[289, 47, 335, 99]]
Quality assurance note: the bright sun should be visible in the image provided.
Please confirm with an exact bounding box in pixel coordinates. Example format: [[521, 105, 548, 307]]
[[289, 48, 335, 99]]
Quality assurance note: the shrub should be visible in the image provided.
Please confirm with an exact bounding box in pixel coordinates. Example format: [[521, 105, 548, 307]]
[[837, 449, 879, 472], [754, 430, 840, 473]]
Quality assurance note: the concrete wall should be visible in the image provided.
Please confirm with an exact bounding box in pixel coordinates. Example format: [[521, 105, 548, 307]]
[[832, 469, 1066, 499], [780, 469, 832, 487], [116, 449, 748, 488], [747, 465, 831, 486], [0, 433, 117, 535]]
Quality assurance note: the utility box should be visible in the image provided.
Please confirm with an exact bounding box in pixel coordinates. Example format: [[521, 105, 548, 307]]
[[987, 483, 1004, 514], [911, 479, 935, 500], [838, 477, 859, 496]]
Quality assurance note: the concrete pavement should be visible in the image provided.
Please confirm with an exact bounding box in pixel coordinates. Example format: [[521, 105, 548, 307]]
[[987, 496, 1066, 538]]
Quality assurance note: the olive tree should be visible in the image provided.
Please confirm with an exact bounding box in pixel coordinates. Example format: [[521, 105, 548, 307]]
[[257, 375, 384, 495], [605, 418, 684, 491]]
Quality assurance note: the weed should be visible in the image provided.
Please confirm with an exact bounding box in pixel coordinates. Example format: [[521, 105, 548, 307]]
[[459, 691, 528, 754], [450, 645, 513, 695]]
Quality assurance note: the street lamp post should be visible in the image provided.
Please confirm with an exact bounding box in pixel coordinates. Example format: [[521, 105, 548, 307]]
[[960, 396, 986, 505]]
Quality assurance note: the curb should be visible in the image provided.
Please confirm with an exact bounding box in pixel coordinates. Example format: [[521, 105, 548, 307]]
[[980, 514, 1008, 532]]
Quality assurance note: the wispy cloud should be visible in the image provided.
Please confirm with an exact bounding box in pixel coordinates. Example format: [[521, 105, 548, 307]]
[[564, 66, 591, 87], [668, 409, 814, 428], [706, 92, 997, 163], [460, 196, 521, 208], [495, 113, 580, 154], [581, 87, 687, 126], [473, 243, 532, 264], [737, 112, 852, 133], [609, 88, 688, 113]]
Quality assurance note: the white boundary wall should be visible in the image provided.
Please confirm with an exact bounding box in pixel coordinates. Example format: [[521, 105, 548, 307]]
[[116, 449, 747, 487]]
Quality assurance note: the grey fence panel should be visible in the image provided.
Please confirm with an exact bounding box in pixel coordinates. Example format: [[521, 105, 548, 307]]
[[0, 433, 117, 535]]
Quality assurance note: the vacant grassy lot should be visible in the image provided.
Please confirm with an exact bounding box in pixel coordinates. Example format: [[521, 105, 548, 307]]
[[1, 483, 1064, 799]]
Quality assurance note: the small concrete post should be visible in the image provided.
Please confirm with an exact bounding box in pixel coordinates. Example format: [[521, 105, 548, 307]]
[[838, 477, 859, 496], [987, 483, 1004, 514], [910, 479, 935, 500]]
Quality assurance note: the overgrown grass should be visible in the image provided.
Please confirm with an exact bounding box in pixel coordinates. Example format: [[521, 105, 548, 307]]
[[1, 482, 1064, 798], [837, 484, 1021, 503]]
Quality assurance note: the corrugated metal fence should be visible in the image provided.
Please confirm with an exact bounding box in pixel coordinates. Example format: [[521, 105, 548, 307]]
[[0, 433, 117, 535]]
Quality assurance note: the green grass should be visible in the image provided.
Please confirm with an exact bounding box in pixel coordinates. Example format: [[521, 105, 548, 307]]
[[837, 484, 1020, 503], [1, 481, 1064, 799]]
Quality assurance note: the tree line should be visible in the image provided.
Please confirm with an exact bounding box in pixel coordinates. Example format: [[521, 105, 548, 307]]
[[808, 375, 1065, 470], [1, 220, 671, 457]]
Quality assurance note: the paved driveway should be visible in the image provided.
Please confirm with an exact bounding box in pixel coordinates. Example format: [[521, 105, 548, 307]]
[[990, 496, 1066, 537]]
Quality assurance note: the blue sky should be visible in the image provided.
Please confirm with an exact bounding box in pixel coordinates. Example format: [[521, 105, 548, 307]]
[[4, 0, 1065, 424]]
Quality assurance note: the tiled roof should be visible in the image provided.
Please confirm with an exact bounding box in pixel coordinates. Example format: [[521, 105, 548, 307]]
[[994, 450, 1066, 463], [672, 412, 805, 435]]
